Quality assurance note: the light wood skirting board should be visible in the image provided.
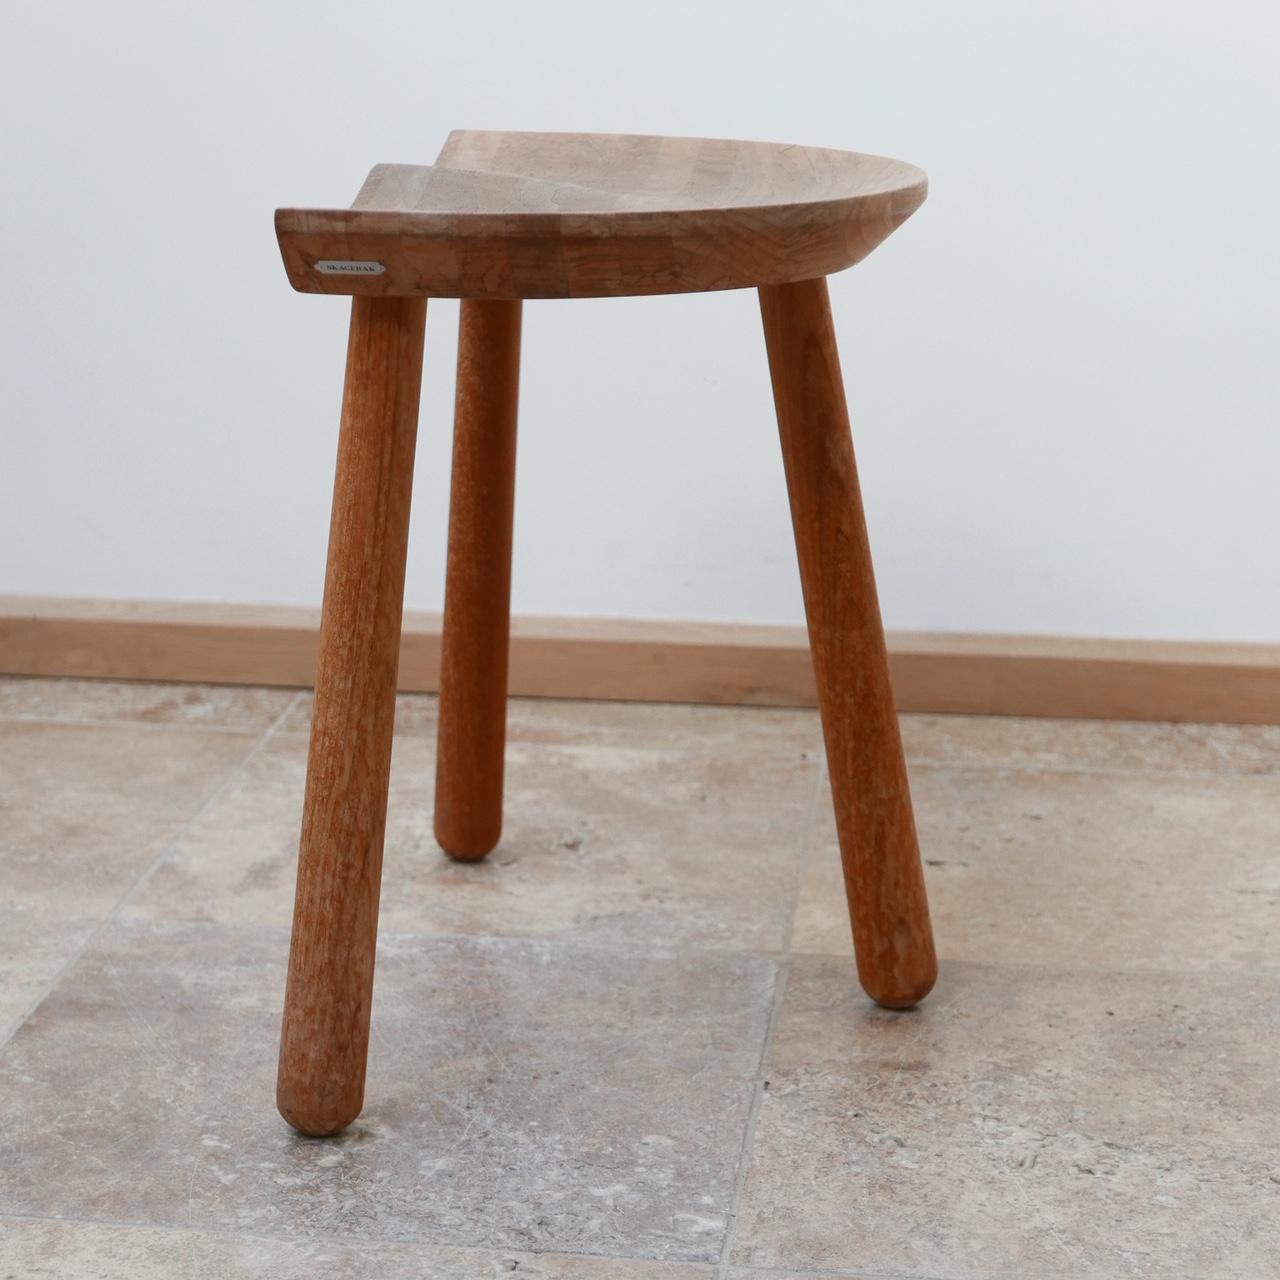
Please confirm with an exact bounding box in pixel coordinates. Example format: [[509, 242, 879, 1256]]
[[1, 596, 1278, 724]]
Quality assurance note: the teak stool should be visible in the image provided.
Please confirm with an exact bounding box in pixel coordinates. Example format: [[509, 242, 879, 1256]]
[[274, 131, 937, 1136]]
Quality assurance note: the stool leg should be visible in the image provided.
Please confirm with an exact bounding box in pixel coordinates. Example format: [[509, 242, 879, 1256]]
[[277, 295, 427, 1136], [759, 277, 937, 1009], [433, 300, 522, 861]]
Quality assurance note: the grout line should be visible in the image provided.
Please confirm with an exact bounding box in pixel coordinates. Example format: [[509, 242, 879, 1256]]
[[0, 1203, 978, 1278], [113, 693, 304, 918], [0, 1207, 695, 1269], [713, 757, 821, 1279], [720, 1261, 969, 1279], [72, 910, 1280, 988], [11, 715, 1276, 780], [714, 958, 789, 1280], [782, 753, 827, 955], [0, 1202, 1069, 1278], [0, 712, 276, 737], [778, 947, 1280, 983], [7, 703, 1277, 780], [0, 693, 304, 1052], [905, 756, 1280, 782], [14, 694, 1278, 780]]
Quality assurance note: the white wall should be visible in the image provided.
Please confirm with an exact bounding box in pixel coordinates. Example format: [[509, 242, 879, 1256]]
[[3, 1, 1278, 640]]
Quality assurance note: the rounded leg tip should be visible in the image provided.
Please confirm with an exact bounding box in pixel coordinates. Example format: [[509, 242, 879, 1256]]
[[277, 1087, 362, 1138], [864, 964, 938, 1011], [434, 819, 501, 863], [440, 844, 496, 863]]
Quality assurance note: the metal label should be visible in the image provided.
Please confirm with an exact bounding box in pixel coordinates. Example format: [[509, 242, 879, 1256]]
[[314, 259, 386, 276]]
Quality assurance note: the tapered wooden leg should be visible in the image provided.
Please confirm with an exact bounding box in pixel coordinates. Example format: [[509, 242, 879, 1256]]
[[759, 277, 937, 1009], [434, 300, 522, 861], [277, 295, 427, 1136]]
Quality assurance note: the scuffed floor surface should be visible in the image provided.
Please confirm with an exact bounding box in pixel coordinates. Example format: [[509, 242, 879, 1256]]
[[1, 677, 1277, 1278]]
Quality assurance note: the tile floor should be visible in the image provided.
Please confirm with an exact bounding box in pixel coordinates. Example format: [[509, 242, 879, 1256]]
[[1, 677, 1277, 1278]]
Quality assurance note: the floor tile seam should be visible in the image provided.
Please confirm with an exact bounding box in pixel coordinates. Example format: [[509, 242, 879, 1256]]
[[5, 1202, 1259, 1278], [709, 756, 822, 1275], [493, 738, 826, 761], [282, 729, 827, 767], [792, 870, 1280, 916], [3, 701, 1276, 781], [269, 728, 1280, 780], [904, 758, 1280, 782], [728, 1264, 964, 1280], [0, 1206, 719, 1270], [726, 1263, 1038, 1280], [0, 711, 267, 738], [713, 959, 792, 1280], [780, 759, 827, 956], [0, 693, 305, 1051], [102, 913, 801, 971], [110, 693, 306, 920], [39, 914, 1278, 990], [731, 1270, 1258, 1280], [782, 946, 1280, 984], [90, 909, 1280, 983]]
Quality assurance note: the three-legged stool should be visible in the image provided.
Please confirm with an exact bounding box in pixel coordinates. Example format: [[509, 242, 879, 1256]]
[[273, 131, 937, 1136]]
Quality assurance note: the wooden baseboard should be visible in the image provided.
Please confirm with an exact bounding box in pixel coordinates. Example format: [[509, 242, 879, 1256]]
[[1, 596, 1278, 724]]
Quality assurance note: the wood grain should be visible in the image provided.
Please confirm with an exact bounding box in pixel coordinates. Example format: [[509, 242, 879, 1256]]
[[4, 597, 1279, 724], [275, 131, 926, 299], [434, 300, 522, 860], [276, 295, 426, 1136], [761, 276, 937, 1009]]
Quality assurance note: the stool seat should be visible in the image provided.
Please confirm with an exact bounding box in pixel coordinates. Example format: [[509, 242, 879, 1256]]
[[276, 130, 927, 300]]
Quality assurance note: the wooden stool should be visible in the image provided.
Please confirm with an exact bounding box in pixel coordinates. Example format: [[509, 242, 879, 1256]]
[[274, 131, 938, 1136]]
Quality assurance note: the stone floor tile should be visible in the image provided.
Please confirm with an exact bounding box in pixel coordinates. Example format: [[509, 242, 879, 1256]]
[[730, 955, 1280, 1278], [129, 733, 820, 951], [0, 922, 776, 1263], [0, 720, 258, 1033], [792, 766, 1280, 972], [0, 910, 91, 1047]]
